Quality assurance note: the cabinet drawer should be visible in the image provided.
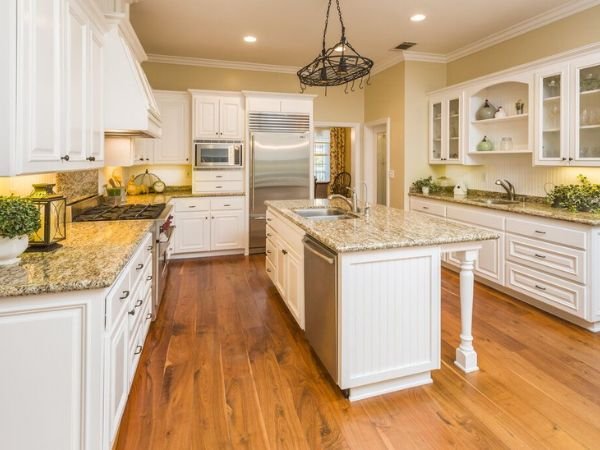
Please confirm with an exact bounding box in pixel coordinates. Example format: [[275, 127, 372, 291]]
[[194, 180, 243, 193], [106, 269, 131, 329], [447, 205, 504, 230], [266, 225, 277, 240], [506, 262, 586, 318], [210, 196, 244, 211], [506, 234, 586, 283], [173, 197, 211, 212], [506, 217, 587, 250], [410, 198, 446, 217], [132, 246, 152, 287], [195, 170, 243, 182]]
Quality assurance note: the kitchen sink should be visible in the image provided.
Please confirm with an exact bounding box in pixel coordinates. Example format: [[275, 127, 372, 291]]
[[471, 198, 520, 205], [293, 208, 357, 220]]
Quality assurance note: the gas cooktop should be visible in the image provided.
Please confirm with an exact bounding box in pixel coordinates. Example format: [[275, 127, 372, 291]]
[[73, 203, 167, 222]]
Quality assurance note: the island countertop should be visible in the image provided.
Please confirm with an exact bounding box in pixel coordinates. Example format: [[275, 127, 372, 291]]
[[0, 221, 153, 298], [266, 199, 498, 253]]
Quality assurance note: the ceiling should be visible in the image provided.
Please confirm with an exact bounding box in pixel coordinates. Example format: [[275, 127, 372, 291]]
[[130, 0, 580, 68]]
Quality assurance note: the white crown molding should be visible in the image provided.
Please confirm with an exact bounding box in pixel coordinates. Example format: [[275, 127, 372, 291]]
[[446, 0, 600, 62], [146, 53, 300, 74], [402, 51, 448, 63]]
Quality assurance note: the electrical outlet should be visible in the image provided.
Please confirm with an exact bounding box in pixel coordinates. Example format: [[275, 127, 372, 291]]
[[389, 170, 395, 179]]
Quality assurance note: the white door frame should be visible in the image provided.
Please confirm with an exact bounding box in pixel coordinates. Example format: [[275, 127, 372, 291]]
[[364, 118, 391, 206], [314, 121, 363, 191]]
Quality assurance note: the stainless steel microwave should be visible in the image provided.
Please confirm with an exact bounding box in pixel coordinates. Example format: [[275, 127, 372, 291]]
[[194, 141, 243, 168]]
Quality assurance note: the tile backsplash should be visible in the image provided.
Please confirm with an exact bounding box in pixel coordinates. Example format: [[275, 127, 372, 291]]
[[444, 155, 600, 197]]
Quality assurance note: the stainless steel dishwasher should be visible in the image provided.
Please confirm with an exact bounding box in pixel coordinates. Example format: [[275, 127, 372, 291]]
[[303, 236, 339, 384]]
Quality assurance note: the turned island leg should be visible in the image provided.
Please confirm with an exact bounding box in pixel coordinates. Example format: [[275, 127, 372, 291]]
[[454, 249, 479, 373]]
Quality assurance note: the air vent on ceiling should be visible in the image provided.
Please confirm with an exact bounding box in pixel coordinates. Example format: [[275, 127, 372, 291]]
[[394, 42, 417, 51]]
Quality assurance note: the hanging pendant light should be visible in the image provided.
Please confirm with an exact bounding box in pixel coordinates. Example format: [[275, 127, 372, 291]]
[[298, 0, 373, 93]]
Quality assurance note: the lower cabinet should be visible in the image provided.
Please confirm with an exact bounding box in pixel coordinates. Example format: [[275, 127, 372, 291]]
[[265, 208, 305, 329], [105, 311, 129, 442], [171, 196, 245, 256]]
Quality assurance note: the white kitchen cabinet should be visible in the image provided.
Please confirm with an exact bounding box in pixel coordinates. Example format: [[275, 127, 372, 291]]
[[429, 91, 463, 164], [105, 311, 129, 442], [171, 197, 245, 256], [5, 0, 105, 175], [191, 91, 243, 140]]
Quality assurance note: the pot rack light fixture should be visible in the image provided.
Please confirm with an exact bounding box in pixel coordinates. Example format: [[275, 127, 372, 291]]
[[297, 0, 373, 95]]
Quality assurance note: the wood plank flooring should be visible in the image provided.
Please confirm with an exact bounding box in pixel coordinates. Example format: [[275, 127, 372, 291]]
[[115, 255, 600, 449]]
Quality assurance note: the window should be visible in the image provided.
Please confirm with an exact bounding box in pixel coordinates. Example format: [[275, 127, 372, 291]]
[[314, 128, 330, 183]]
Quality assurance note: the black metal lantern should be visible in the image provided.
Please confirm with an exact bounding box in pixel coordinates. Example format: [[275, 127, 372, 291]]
[[298, 0, 373, 94], [28, 184, 66, 248]]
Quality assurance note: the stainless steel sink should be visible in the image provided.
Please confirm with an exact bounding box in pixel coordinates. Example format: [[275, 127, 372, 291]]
[[293, 208, 357, 220], [471, 198, 520, 205]]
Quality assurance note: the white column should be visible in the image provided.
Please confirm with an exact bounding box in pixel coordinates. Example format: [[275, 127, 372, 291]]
[[454, 249, 479, 373]]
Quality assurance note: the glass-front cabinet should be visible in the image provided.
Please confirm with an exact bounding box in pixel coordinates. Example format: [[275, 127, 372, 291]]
[[429, 93, 462, 164], [534, 65, 569, 165], [573, 56, 600, 164]]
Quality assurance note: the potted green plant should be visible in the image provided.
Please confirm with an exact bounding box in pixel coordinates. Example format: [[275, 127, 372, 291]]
[[411, 176, 441, 195], [546, 175, 600, 212], [0, 196, 41, 265]]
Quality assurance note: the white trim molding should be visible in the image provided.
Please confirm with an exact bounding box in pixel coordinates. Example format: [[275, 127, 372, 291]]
[[146, 53, 300, 74], [446, 0, 600, 62], [402, 51, 448, 64]]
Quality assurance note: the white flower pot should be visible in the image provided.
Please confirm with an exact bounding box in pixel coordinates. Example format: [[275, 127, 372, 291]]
[[0, 235, 29, 266], [421, 186, 430, 195]]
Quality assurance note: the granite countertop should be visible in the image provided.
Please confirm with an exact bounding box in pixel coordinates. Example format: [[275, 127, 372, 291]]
[[266, 199, 498, 253], [0, 221, 153, 298], [126, 189, 245, 205], [409, 192, 600, 226]]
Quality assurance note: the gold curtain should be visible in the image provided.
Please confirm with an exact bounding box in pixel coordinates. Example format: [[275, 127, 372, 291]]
[[329, 128, 346, 193]]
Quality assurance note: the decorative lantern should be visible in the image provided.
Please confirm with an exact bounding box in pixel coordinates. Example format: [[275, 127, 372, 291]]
[[28, 184, 66, 247]]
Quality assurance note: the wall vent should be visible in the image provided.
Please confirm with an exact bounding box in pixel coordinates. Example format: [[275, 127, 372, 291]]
[[393, 42, 417, 50]]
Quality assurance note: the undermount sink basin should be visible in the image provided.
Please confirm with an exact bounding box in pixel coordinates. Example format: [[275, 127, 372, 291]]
[[293, 208, 357, 220], [471, 198, 520, 205]]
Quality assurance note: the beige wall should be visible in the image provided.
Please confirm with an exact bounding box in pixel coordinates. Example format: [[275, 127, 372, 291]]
[[364, 63, 405, 208], [142, 62, 365, 123], [447, 5, 600, 85]]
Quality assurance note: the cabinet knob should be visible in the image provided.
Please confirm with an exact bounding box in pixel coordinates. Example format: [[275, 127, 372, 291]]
[[146, 158, 150, 161], [146, 313, 152, 320], [266, 268, 272, 273], [86, 156, 96, 162], [61, 155, 70, 161], [282, 249, 288, 255], [134, 345, 143, 355], [128, 309, 136, 316], [561, 157, 567, 161], [569, 157, 574, 161], [140, 157, 144, 161]]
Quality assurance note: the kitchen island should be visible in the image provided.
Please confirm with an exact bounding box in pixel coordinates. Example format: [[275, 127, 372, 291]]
[[266, 199, 498, 401]]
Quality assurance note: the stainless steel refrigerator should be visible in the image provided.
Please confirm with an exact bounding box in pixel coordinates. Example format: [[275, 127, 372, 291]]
[[249, 131, 311, 253]]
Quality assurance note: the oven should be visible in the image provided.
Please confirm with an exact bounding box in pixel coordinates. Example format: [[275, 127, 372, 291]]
[[155, 209, 174, 316], [194, 140, 243, 168]]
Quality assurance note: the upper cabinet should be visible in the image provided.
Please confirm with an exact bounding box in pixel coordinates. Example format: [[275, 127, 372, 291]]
[[1, 0, 106, 175], [429, 91, 463, 164], [191, 92, 243, 140]]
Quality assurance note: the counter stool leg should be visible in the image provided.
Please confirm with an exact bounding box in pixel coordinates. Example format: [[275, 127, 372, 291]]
[[454, 249, 479, 373]]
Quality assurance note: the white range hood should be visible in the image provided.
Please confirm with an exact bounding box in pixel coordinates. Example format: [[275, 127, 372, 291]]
[[103, 17, 161, 138]]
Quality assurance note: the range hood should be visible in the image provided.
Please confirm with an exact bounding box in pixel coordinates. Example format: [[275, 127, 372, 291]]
[[103, 17, 161, 138]]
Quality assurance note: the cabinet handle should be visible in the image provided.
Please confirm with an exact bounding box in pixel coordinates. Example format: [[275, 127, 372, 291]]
[[266, 250, 272, 254], [205, 216, 209, 220], [146, 313, 152, 320], [188, 205, 197, 208], [534, 253, 547, 259], [134, 345, 143, 355], [135, 299, 143, 308], [216, 175, 223, 178], [282, 249, 288, 255], [267, 233, 272, 237], [146, 158, 150, 161], [562, 157, 567, 161], [569, 157, 573, 161], [212, 216, 215, 219], [267, 268, 272, 273], [139, 157, 144, 161], [86, 156, 96, 162], [534, 230, 546, 235], [535, 284, 547, 291], [422, 206, 429, 210], [147, 245, 153, 251], [267, 218, 272, 222], [146, 275, 153, 281], [216, 132, 219, 135], [119, 290, 130, 300], [224, 204, 231, 207], [216, 186, 223, 189], [136, 263, 144, 270], [61, 155, 70, 161]]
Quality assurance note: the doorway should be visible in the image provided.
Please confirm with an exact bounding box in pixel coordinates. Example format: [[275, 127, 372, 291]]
[[364, 119, 391, 206]]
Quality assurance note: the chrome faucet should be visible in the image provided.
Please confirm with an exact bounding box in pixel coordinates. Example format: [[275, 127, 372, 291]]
[[328, 187, 359, 213], [495, 179, 516, 201]]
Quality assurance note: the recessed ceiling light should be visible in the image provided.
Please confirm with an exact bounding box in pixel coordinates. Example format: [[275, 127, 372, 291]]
[[410, 14, 426, 22], [243, 35, 257, 43]]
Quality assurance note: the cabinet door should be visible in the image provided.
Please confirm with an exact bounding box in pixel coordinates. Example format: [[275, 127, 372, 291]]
[[153, 94, 190, 164], [193, 96, 220, 139], [285, 248, 304, 328], [17, 0, 67, 173], [275, 238, 287, 296], [571, 56, 600, 165], [219, 97, 243, 139], [104, 312, 129, 445], [173, 212, 211, 254], [446, 96, 462, 163], [429, 98, 443, 163], [134, 138, 154, 164], [64, 1, 88, 162], [88, 27, 104, 162], [534, 65, 569, 165], [211, 210, 244, 251]]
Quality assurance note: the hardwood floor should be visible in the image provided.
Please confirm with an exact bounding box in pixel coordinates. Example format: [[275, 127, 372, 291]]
[[115, 255, 600, 450]]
